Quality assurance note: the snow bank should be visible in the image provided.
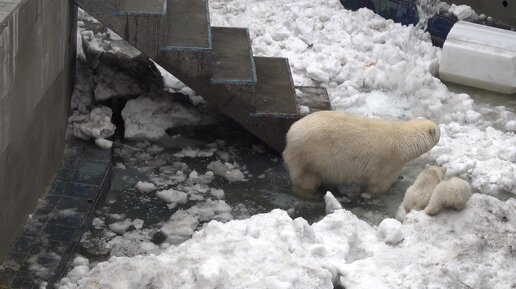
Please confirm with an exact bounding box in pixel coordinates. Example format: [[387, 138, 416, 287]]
[[58, 194, 516, 289], [69, 106, 116, 149]]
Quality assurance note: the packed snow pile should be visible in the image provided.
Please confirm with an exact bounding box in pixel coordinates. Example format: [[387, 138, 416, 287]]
[[447, 4, 476, 20], [69, 106, 115, 149], [120, 91, 218, 141], [57, 193, 516, 289], [69, 13, 214, 148]]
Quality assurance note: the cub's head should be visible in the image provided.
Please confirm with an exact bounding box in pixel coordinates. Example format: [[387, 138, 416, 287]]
[[424, 164, 447, 180]]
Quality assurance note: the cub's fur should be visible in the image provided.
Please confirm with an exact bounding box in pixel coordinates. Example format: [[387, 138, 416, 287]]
[[403, 165, 447, 213], [425, 177, 472, 215]]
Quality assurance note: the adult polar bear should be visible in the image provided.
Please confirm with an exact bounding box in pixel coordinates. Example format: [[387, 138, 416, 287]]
[[283, 111, 440, 199]]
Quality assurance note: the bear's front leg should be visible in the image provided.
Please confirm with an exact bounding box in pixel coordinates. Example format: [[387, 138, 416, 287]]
[[292, 172, 321, 200], [366, 168, 402, 194]]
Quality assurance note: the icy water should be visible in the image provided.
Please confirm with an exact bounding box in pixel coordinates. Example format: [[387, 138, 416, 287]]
[[446, 82, 516, 111], [78, 120, 417, 265]]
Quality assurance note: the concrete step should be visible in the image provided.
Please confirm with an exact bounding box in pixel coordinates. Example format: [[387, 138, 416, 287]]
[[73, 0, 120, 28], [295, 86, 331, 112], [162, 0, 211, 50], [74, 0, 163, 58], [244, 86, 331, 120], [113, 0, 167, 15], [210, 27, 256, 85], [253, 57, 298, 116]]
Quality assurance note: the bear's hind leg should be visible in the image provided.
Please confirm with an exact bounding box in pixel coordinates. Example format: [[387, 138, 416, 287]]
[[292, 172, 321, 200], [424, 203, 442, 215]]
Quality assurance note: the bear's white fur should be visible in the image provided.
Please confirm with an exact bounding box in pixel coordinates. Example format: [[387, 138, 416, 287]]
[[283, 111, 440, 199], [425, 177, 472, 215], [402, 165, 447, 213]]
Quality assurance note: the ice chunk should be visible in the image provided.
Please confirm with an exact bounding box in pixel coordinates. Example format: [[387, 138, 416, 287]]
[[135, 181, 156, 193], [376, 218, 404, 245], [95, 138, 113, 149], [207, 160, 247, 183], [324, 191, 342, 214], [122, 92, 215, 141], [156, 189, 188, 205], [108, 218, 133, 235]]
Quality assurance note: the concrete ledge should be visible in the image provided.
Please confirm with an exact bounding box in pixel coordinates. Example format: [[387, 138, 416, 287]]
[[0, 139, 112, 288]]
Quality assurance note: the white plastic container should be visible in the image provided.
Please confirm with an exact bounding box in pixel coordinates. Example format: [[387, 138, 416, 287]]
[[439, 21, 516, 94]]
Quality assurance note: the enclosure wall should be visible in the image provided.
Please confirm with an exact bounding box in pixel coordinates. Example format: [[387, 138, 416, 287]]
[[0, 0, 77, 257]]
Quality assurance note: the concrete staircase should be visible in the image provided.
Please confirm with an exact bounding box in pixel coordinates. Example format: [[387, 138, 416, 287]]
[[74, 0, 331, 152]]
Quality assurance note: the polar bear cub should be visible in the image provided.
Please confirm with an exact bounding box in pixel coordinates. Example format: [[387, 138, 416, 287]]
[[402, 165, 447, 213], [425, 177, 472, 215], [282, 111, 440, 199]]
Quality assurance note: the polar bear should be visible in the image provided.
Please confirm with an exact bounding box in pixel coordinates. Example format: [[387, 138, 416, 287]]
[[425, 177, 472, 215], [402, 165, 447, 213], [282, 111, 440, 199]]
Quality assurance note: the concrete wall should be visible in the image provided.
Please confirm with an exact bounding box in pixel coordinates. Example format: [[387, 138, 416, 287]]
[[0, 0, 76, 257]]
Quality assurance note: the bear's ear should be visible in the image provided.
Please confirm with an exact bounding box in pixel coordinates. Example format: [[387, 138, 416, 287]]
[[428, 127, 436, 138]]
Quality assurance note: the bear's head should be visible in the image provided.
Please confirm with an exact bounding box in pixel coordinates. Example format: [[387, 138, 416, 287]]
[[412, 117, 440, 147]]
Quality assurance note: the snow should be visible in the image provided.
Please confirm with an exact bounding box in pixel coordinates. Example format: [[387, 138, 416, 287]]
[[173, 147, 218, 158], [58, 209, 79, 217], [448, 4, 476, 21], [94, 138, 112, 149], [506, 120, 516, 132], [210, 188, 225, 199], [156, 188, 188, 208], [132, 219, 144, 230], [121, 92, 215, 140], [92, 217, 104, 229], [160, 210, 199, 245], [71, 106, 115, 142], [108, 218, 134, 235], [324, 191, 342, 214], [376, 218, 404, 245], [135, 181, 156, 193], [207, 160, 248, 183], [58, 194, 516, 289]]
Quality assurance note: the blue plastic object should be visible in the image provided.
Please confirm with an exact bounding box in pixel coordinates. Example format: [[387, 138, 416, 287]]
[[340, 0, 455, 47]]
